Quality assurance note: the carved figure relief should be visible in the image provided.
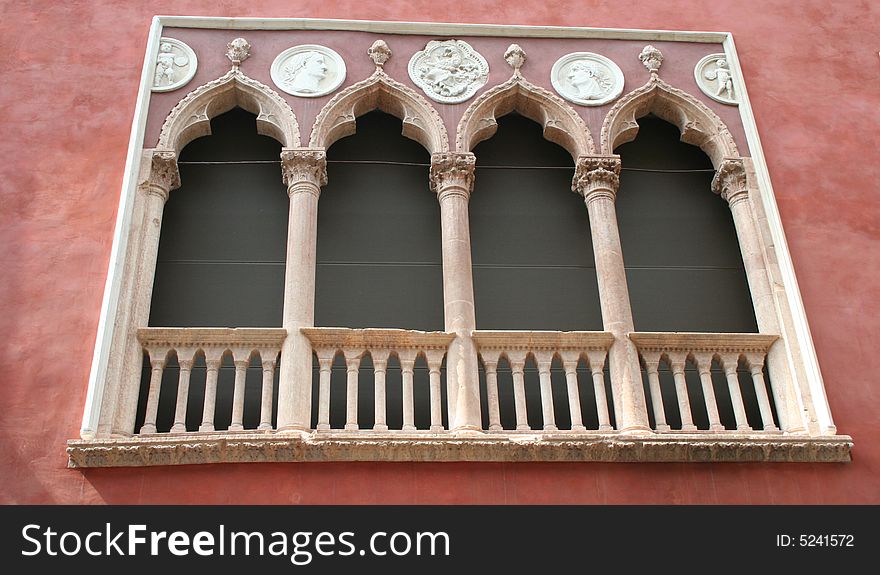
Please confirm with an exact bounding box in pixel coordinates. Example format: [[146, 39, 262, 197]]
[[271, 45, 347, 97], [408, 40, 489, 103], [151, 38, 197, 92], [695, 53, 738, 105], [550, 52, 624, 106]]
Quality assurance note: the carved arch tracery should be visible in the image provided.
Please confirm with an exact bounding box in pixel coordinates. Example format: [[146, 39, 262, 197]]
[[456, 74, 595, 160], [309, 68, 449, 154], [157, 69, 301, 154], [600, 75, 738, 169]]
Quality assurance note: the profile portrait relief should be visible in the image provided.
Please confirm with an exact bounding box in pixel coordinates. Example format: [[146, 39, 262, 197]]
[[551, 52, 624, 106], [270, 45, 347, 97]]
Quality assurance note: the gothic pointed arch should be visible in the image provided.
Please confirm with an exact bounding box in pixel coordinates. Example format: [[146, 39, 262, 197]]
[[309, 68, 449, 154], [157, 69, 301, 154], [600, 75, 738, 168], [456, 73, 595, 160]]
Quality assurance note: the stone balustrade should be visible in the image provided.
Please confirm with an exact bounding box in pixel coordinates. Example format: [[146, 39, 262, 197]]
[[301, 327, 456, 432], [137, 327, 287, 434], [629, 332, 780, 433], [472, 331, 615, 433]]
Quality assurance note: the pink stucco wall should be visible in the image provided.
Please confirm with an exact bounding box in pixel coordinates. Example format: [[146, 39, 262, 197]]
[[0, 0, 877, 504]]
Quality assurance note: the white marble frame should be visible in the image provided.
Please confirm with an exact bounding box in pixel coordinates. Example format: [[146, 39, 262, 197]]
[[78, 17, 839, 450]]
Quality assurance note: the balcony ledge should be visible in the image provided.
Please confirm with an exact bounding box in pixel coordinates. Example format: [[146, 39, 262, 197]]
[[67, 432, 852, 467]]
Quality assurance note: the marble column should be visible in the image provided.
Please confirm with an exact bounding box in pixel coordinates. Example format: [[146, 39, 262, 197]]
[[429, 152, 482, 431], [276, 149, 327, 432], [572, 155, 650, 433], [712, 158, 804, 433], [110, 150, 180, 436]]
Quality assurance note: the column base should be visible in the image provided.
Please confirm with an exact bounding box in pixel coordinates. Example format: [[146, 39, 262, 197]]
[[139, 424, 157, 435], [258, 423, 273, 431], [228, 424, 244, 432], [488, 424, 503, 432], [198, 424, 215, 432], [170, 423, 187, 433], [516, 424, 531, 431], [655, 424, 671, 432], [709, 424, 726, 432], [402, 424, 417, 432], [316, 423, 331, 431], [681, 424, 698, 432], [344, 424, 359, 431], [598, 424, 614, 432], [373, 424, 389, 432], [543, 424, 559, 432]]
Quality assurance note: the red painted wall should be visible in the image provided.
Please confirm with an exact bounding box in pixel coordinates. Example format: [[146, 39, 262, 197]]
[[1, 1, 878, 504]]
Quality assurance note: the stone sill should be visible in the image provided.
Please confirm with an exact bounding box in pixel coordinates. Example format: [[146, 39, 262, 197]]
[[68, 432, 852, 467]]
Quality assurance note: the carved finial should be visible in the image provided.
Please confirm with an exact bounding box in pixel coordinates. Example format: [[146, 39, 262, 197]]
[[504, 44, 526, 75], [226, 38, 251, 69], [368, 40, 392, 69], [639, 45, 663, 75], [711, 158, 748, 205]]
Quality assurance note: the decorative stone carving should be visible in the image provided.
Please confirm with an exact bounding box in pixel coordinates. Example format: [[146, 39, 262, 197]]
[[456, 71, 594, 158], [368, 39, 392, 69], [504, 44, 526, 75], [158, 69, 300, 154], [408, 39, 489, 103], [639, 45, 664, 74], [271, 44, 347, 97], [695, 53, 738, 105], [152, 38, 198, 92], [572, 155, 621, 200], [550, 52, 624, 106], [711, 158, 749, 204], [226, 37, 251, 68], [429, 152, 476, 197], [310, 43, 448, 153], [140, 151, 180, 199], [280, 149, 328, 190], [600, 74, 739, 168]]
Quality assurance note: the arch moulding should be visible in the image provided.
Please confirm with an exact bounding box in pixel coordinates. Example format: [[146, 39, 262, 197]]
[[157, 69, 302, 154], [456, 72, 595, 160], [309, 67, 449, 154], [600, 75, 738, 168]]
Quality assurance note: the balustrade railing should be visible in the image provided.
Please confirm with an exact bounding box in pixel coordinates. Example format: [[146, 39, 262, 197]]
[[301, 328, 455, 432], [137, 328, 286, 434], [473, 331, 615, 433], [629, 332, 780, 433]]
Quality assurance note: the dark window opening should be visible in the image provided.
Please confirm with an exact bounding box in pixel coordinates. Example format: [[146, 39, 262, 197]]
[[615, 115, 758, 333]]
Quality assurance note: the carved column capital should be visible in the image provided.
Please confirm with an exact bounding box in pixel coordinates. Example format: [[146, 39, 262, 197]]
[[572, 155, 621, 202], [430, 152, 476, 200], [711, 158, 749, 206], [141, 150, 180, 201], [280, 148, 327, 196]]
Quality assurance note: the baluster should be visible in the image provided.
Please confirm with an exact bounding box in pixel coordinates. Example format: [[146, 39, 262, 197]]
[[720, 353, 752, 431], [668, 352, 697, 431], [535, 352, 557, 431], [399, 351, 417, 431], [258, 349, 277, 431], [587, 351, 613, 431], [642, 351, 670, 432], [746, 352, 779, 432], [139, 349, 167, 434], [170, 350, 195, 433], [427, 351, 444, 432], [483, 354, 502, 431], [694, 353, 724, 431], [510, 353, 530, 431], [315, 351, 334, 431], [229, 352, 249, 431], [343, 351, 361, 431], [198, 350, 223, 432], [373, 351, 389, 432], [561, 352, 585, 432]]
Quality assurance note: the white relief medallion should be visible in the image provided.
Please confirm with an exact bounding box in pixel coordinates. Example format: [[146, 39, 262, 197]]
[[151, 38, 198, 92], [550, 52, 624, 106], [408, 39, 489, 103], [695, 53, 738, 105], [270, 45, 346, 97]]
